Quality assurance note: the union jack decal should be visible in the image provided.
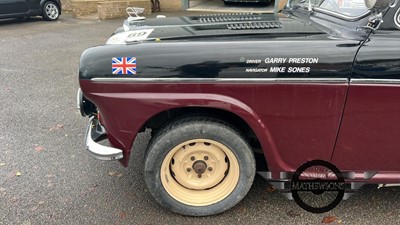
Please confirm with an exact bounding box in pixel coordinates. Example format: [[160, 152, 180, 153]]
[[112, 57, 137, 75]]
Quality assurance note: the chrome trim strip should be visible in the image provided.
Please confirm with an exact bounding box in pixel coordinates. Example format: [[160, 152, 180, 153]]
[[343, 192, 355, 200], [91, 77, 348, 83], [313, 7, 371, 22], [85, 117, 124, 161], [77, 88, 82, 111], [257, 171, 272, 180], [351, 79, 400, 84]]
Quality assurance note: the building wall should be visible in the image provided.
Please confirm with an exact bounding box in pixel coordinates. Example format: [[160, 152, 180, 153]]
[[62, 0, 73, 11], [97, 0, 152, 19], [62, 0, 184, 18], [277, 0, 288, 11], [161, 0, 183, 11], [62, 0, 287, 19]]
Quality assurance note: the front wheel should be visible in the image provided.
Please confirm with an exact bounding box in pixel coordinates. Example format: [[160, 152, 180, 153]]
[[144, 117, 256, 216], [42, 1, 60, 21]]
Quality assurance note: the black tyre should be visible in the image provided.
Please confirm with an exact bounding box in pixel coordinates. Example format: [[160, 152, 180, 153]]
[[42, 1, 60, 21], [144, 117, 256, 216]]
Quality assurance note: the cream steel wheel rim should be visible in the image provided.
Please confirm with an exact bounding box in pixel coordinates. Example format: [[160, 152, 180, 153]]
[[160, 139, 240, 206]]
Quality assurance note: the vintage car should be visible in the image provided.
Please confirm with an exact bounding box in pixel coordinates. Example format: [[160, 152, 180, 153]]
[[78, 0, 400, 216], [0, 0, 61, 21]]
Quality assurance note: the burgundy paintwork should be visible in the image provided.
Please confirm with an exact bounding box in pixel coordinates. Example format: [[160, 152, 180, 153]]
[[80, 80, 348, 178], [333, 84, 400, 172]]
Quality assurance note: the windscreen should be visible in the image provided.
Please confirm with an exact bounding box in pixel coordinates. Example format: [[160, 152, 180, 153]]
[[290, 0, 369, 16]]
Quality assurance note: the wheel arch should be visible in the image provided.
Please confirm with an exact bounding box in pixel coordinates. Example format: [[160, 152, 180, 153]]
[[39, 0, 61, 13], [140, 106, 269, 171]]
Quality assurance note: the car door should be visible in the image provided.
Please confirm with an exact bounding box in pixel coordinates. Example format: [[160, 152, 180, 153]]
[[0, 0, 30, 15], [332, 30, 400, 171]]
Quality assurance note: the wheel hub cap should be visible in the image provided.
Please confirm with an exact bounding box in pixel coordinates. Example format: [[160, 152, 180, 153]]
[[192, 160, 207, 175], [46, 4, 58, 19]]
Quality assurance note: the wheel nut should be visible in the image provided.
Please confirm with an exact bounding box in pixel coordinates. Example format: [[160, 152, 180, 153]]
[[204, 156, 209, 160], [191, 156, 195, 161], [198, 174, 202, 178], [187, 168, 191, 172], [208, 167, 213, 172]]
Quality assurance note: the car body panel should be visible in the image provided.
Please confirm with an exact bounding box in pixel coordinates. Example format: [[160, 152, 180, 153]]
[[80, 29, 362, 173], [78, 1, 400, 182], [0, 0, 61, 19], [332, 30, 400, 172], [79, 29, 360, 80], [81, 80, 349, 172], [0, 0, 30, 15]]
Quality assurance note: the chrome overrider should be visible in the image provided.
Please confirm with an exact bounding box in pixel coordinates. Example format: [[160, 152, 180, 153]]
[[78, 89, 124, 160], [84, 117, 124, 161]]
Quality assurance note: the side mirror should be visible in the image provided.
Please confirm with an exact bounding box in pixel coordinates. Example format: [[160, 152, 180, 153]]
[[364, 0, 392, 10]]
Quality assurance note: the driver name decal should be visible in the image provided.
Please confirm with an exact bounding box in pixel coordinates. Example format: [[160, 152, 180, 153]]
[[244, 57, 319, 73]]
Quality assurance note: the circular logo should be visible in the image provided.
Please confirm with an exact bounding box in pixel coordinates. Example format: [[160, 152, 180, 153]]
[[291, 160, 345, 213], [395, 7, 400, 29]]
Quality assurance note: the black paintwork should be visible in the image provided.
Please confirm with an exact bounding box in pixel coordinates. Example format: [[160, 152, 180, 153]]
[[350, 1, 400, 79], [0, 0, 61, 19], [121, 13, 285, 38], [80, 33, 361, 80], [80, 4, 400, 81], [0, 0, 30, 15], [353, 30, 400, 79]]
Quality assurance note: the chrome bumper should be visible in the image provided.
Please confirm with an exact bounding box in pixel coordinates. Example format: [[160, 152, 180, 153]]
[[85, 117, 124, 161]]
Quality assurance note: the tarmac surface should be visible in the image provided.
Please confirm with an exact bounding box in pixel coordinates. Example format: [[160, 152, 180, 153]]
[[1, 12, 400, 225]]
